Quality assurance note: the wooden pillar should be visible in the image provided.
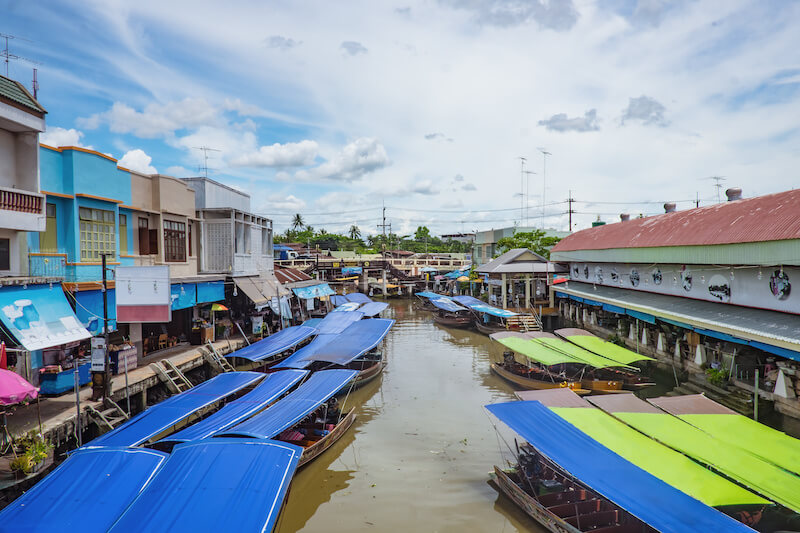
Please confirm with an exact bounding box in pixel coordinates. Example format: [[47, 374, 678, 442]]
[[501, 273, 507, 309], [525, 276, 531, 310]]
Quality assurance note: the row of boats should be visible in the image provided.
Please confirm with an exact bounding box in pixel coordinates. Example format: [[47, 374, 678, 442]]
[[486, 389, 800, 533], [416, 291, 538, 333], [0, 293, 393, 532]]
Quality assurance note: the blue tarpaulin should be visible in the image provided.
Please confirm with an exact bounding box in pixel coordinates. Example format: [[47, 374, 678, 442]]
[[358, 301, 388, 317], [470, 304, 518, 318], [602, 303, 627, 314], [331, 295, 350, 306], [226, 326, 317, 362], [170, 283, 197, 311], [345, 293, 372, 304], [415, 291, 439, 299], [292, 283, 335, 299], [86, 372, 263, 448], [196, 281, 225, 304], [331, 302, 362, 313], [452, 295, 483, 307], [0, 447, 167, 533], [74, 288, 117, 335], [273, 244, 293, 251], [694, 328, 750, 346], [309, 319, 394, 366], [342, 266, 362, 275], [108, 439, 301, 533], [485, 401, 753, 533], [659, 317, 695, 330], [158, 370, 308, 445], [271, 334, 339, 370], [626, 309, 656, 324], [429, 297, 468, 313], [314, 311, 364, 334], [220, 369, 359, 439], [0, 284, 91, 351]]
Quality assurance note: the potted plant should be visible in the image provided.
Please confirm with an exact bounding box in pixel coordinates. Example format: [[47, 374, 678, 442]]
[[10, 432, 53, 478]]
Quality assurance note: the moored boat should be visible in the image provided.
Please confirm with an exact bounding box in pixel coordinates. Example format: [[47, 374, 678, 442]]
[[347, 349, 385, 389], [429, 295, 474, 328], [490, 361, 589, 395]]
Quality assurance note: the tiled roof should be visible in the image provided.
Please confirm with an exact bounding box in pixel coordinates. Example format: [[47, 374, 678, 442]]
[[0, 74, 45, 114], [552, 189, 800, 252]]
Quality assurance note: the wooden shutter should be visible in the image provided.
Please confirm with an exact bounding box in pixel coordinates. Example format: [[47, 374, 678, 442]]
[[138, 226, 150, 255], [148, 229, 159, 255]]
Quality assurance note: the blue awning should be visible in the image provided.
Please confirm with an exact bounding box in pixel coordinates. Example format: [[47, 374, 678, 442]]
[[345, 293, 372, 304], [626, 309, 656, 324], [694, 328, 750, 346], [108, 439, 301, 533], [85, 372, 263, 448], [74, 288, 117, 335], [0, 283, 91, 351], [158, 370, 308, 445], [602, 303, 627, 314], [292, 282, 335, 299], [554, 291, 568, 298], [220, 369, 359, 439], [485, 401, 753, 533], [331, 302, 362, 313], [271, 334, 339, 370], [750, 341, 800, 362], [273, 244, 293, 251], [569, 294, 585, 303], [358, 302, 388, 317], [342, 266, 362, 275], [314, 310, 364, 334], [452, 295, 483, 307], [470, 304, 518, 318], [226, 325, 317, 362], [331, 295, 350, 306], [0, 447, 167, 531], [658, 317, 695, 330], [170, 283, 197, 311], [309, 319, 394, 366], [430, 297, 468, 313], [196, 281, 224, 304], [582, 297, 603, 307]]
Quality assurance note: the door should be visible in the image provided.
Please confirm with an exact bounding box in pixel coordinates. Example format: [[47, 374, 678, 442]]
[[40, 203, 57, 252]]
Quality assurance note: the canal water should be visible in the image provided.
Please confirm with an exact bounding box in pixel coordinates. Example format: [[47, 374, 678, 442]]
[[276, 298, 546, 532]]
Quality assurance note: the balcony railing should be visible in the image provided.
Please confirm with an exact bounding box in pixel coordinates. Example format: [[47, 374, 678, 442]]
[[29, 254, 66, 278], [0, 187, 44, 214]]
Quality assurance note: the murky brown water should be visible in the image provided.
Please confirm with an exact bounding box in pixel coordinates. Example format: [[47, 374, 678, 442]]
[[276, 299, 546, 533]]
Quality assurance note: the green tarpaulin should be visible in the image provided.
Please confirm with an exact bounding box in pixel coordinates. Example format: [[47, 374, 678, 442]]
[[494, 337, 578, 366], [563, 334, 654, 365], [533, 337, 636, 370]]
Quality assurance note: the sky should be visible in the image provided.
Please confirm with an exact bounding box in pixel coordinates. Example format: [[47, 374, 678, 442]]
[[3, 0, 800, 237]]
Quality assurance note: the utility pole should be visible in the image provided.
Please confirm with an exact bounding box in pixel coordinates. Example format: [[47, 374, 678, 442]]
[[538, 149, 551, 230], [517, 157, 527, 225], [101, 253, 111, 402], [567, 190, 575, 232]]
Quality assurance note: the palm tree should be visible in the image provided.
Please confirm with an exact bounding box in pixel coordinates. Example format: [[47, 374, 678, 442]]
[[291, 213, 305, 230], [348, 225, 361, 240]]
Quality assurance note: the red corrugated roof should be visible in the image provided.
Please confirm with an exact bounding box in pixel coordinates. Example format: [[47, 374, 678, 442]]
[[275, 266, 312, 283], [552, 189, 800, 252]]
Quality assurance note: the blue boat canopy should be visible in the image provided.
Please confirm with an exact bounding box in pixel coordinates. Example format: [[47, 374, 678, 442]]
[[331, 295, 350, 306], [357, 301, 389, 317], [307, 319, 394, 366], [108, 439, 301, 533], [226, 325, 316, 362], [271, 334, 338, 370], [293, 282, 335, 299], [345, 293, 372, 304], [86, 372, 263, 448], [220, 369, 358, 439], [331, 302, 362, 313], [452, 295, 484, 307], [415, 291, 439, 299], [470, 304, 519, 318], [0, 447, 167, 532], [485, 401, 753, 533], [157, 370, 308, 446], [429, 297, 468, 313], [314, 310, 364, 334]]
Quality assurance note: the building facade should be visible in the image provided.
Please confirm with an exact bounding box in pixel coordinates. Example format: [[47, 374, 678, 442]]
[[472, 226, 570, 266]]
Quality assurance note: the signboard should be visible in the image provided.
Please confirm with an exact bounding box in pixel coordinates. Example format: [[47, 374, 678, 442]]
[[251, 315, 263, 335], [91, 337, 106, 371], [0, 283, 91, 351], [116, 266, 172, 323]]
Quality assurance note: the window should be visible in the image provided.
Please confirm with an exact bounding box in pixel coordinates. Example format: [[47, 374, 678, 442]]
[[188, 222, 194, 256], [138, 217, 150, 255], [40, 203, 57, 252], [163, 220, 186, 262], [119, 214, 128, 255], [0, 238, 9, 271], [79, 207, 115, 261]]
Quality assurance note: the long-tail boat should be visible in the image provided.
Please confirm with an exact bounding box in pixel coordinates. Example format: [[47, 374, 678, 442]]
[[429, 295, 473, 327], [451, 295, 531, 334]]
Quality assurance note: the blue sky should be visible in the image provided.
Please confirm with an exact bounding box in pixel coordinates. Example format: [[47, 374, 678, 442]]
[[4, 0, 800, 236]]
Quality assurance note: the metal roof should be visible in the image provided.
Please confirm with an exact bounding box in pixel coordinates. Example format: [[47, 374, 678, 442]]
[[275, 266, 312, 283], [0, 74, 46, 115], [475, 248, 566, 274], [553, 190, 800, 252]]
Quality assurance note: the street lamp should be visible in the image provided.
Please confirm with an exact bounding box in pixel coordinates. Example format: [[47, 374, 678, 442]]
[[538, 148, 551, 230]]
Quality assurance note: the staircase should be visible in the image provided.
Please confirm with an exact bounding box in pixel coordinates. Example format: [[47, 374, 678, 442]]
[[507, 315, 542, 332], [149, 360, 193, 395], [204, 341, 236, 373], [86, 399, 129, 434]]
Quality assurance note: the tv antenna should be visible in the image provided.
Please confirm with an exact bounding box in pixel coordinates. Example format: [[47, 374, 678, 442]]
[[701, 176, 726, 203], [193, 146, 220, 178], [0, 33, 40, 79]]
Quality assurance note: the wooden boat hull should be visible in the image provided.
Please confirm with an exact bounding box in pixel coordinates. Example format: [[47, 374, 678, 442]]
[[351, 356, 385, 390], [298, 409, 356, 467], [580, 379, 625, 394], [490, 363, 589, 395], [474, 319, 508, 335], [433, 314, 473, 328]]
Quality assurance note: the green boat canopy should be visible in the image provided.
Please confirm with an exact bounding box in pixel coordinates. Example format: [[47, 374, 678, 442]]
[[533, 337, 637, 370], [556, 328, 654, 365], [493, 335, 632, 369]]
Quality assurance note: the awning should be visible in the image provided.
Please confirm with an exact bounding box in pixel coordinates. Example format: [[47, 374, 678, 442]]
[[452, 295, 483, 307], [554, 328, 653, 365], [219, 369, 358, 439], [74, 288, 117, 335], [233, 275, 289, 309], [0, 447, 168, 531], [558, 281, 800, 358], [292, 282, 335, 299], [308, 319, 395, 366], [314, 310, 364, 334], [345, 293, 372, 304], [429, 297, 468, 313], [226, 326, 317, 362], [157, 370, 308, 446], [485, 401, 754, 533], [196, 280, 225, 304], [470, 304, 518, 318], [85, 372, 263, 448], [108, 439, 302, 533], [0, 284, 91, 351], [171, 283, 197, 310], [358, 301, 388, 317], [491, 334, 632, 369]]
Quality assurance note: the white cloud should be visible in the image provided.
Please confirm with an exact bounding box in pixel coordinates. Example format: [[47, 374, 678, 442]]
[[40, 127, 91, 148], [265, 35, 302, 50], [290, 138, 390, 182], [79, 98, 221, 138], [621, 95, 668, 127], [165, 165, 192, 177], [118, 149, 157, 174], [263, 193, 307, 211], [230, 140, 318, 167], [538, 109, 600, 132], [341, 41, 368, 55]]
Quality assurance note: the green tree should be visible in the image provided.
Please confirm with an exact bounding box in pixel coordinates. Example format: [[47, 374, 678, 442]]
[[348, 225, 361, 240], [291, 213, 305, 230], [414, 226, 431, 242], [495, 229, 562, 259]]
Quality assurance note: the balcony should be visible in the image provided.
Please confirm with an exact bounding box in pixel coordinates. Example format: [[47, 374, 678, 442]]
[[0, 185, 45, 232]]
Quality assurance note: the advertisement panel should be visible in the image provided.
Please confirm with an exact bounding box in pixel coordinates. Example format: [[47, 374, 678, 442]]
[[116, 266, 172, 323]]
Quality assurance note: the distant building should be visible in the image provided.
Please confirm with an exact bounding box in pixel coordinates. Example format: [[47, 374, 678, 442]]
[[440, 232, 475, 244], [472, 226, 570, 266]]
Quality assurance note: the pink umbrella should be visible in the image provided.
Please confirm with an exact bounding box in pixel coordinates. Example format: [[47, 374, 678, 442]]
[[0, 368, 38, 406]]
